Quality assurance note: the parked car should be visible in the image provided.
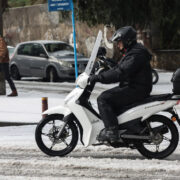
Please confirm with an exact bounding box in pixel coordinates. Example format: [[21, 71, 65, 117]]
[[10, 41, 88, 82], [7, 46, 15, 59]]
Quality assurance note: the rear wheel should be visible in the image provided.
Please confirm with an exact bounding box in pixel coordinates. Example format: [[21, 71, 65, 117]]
[[35, 115, 78, 156], [137, 115, 179, 159], [10, 65, 21, 80]]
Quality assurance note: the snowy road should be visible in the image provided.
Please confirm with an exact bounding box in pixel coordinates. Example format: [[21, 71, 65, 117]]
[[1, 124, 180, 180], [1, 72, 180, 179]]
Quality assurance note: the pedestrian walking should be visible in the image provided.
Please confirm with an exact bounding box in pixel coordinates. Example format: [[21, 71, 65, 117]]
[[0, 35, 18, 97]]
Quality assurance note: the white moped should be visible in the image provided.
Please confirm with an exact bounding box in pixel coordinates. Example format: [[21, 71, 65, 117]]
[[35, 31, 180, 159]]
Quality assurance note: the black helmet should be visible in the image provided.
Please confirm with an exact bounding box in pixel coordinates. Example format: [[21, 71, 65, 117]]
[[111, 26, 137, 48]]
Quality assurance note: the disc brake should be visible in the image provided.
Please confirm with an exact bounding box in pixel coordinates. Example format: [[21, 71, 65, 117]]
[[49, 126, 69, 144]]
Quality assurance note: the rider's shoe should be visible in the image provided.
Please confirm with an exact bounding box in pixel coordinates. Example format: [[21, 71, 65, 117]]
[[97, 126, 119, 142]]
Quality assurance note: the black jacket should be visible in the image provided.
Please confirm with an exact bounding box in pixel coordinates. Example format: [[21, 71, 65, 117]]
[[97, 42, 152, 95]]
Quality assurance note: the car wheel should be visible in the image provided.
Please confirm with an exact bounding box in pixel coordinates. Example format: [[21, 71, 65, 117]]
[[10, 65, 21, 80], [47, 67, 58, 82]]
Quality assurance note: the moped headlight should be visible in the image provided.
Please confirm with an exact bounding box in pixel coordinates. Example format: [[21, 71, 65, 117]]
[[76, 72, 89, 88]]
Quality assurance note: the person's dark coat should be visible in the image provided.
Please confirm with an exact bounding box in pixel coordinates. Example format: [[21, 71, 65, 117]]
[[96, 42, 152, 96]]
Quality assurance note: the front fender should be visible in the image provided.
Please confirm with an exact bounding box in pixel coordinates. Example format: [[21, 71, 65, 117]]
[[42, 110, 84, 145], [42, 105, 71, 116]]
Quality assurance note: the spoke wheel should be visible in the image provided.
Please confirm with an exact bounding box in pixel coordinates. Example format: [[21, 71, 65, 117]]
[[137, 115, 179, 159], [35, 115, 78, 156]]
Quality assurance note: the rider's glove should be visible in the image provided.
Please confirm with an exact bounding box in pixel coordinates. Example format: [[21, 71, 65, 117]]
[[88, 75, 99, 85], [97, 47, 107, 58]]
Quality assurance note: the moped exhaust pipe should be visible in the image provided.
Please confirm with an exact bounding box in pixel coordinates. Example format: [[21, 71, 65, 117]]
[[121, 134, 151, 140]]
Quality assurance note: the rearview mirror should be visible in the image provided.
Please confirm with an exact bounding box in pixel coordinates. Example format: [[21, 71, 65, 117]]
[[40, 53, 48, 58]]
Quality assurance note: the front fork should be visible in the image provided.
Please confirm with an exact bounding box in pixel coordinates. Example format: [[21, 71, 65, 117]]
[[56, 114, 71, 138], [55, 113, 84, 145]]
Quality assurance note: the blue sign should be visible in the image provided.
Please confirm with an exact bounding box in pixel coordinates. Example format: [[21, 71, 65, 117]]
[[48, 0, 72, 12], [48, 0, 79, 79]]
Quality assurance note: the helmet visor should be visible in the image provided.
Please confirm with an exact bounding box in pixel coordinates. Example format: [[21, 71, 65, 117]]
[[110, 32, 122, 43]]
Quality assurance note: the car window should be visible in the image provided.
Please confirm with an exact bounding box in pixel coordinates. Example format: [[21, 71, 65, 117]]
[[31, 43, 47, 57], [8, 47, 15, 57], [8, 48, 15, 55], [44, 43, 74, 53], [17, 44, 33, 56]]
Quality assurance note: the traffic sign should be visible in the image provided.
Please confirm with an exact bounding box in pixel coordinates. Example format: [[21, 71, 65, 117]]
[[48, 0, 79, 79], [48, 0, 72, 12]]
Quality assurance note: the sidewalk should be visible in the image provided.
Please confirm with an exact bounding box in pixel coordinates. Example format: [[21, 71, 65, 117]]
[[0, 82, 102, 125], [0, 87, 65, 125]]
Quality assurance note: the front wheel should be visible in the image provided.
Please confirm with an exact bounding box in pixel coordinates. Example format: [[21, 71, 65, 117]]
[[10, 65, 21, 80], [137, 115, 179, 159], [35, 115, 78, 156], [46, 67, 58, 82]]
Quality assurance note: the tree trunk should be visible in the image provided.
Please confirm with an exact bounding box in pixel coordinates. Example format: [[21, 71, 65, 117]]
[[0, 0, 6, 95]]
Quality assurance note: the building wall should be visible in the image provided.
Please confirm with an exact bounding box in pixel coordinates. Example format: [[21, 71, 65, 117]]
[[3, 4, 114, 58], [4, 4, 180, 70], [152, 50, 180, 71]]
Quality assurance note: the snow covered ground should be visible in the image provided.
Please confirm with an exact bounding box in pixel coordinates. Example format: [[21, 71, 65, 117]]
[[1, 72, 180, 179]]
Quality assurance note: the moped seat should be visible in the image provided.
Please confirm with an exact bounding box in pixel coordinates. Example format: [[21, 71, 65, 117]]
[[117, 93, 173, 116]]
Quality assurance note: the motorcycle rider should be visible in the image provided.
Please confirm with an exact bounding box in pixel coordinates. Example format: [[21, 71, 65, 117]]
[[89, 26, 152, 142]]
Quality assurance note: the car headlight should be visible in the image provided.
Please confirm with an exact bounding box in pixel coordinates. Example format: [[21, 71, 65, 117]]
[[59, 60, 72, 68]]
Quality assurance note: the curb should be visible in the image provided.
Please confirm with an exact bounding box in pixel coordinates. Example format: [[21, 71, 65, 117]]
[[0, 122, 38, 127]]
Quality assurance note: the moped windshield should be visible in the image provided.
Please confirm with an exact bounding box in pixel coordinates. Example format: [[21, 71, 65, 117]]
[[85, 30, 102, 76]]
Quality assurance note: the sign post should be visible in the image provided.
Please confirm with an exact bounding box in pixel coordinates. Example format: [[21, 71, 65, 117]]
[[48, 0, 78, 79]]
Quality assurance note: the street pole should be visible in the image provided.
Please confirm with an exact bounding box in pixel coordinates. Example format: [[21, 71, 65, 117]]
[[71, 0, 78, 79], [0, 0, 6, 95], [48, 0, 79, 80]]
